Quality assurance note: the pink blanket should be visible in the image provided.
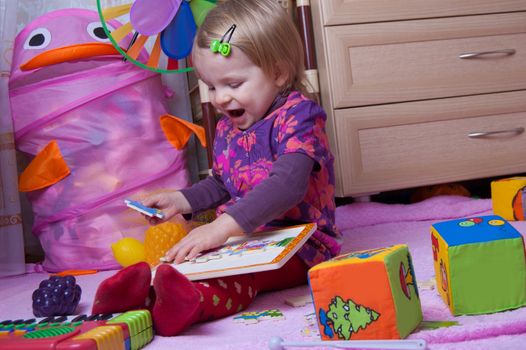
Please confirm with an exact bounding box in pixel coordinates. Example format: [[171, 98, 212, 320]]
[[1, 195, 525, 349]]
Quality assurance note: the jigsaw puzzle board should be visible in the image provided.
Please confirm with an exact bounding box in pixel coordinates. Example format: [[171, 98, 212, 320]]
[[153, 223, 316, 281]]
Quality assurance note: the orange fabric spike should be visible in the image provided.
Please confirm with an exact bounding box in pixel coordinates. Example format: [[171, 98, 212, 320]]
[[19, 140, 70, 192], [160, 114, 207, 149]]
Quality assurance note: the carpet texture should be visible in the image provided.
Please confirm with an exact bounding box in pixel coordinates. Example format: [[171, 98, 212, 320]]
[[1, 195, 525, 349]]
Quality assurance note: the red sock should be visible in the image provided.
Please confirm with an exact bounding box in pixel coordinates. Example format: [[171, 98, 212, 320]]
[[193, 275, 258, 321], [149, 256, 308, 335], [152, 264, 201, 336], [92, 262, 151, 314]]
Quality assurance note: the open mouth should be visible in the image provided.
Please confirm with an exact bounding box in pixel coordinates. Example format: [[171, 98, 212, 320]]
[[227, 109, 245, 118]]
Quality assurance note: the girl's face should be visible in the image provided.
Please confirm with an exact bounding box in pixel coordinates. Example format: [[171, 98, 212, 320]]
[[194, 46, 286, 130]]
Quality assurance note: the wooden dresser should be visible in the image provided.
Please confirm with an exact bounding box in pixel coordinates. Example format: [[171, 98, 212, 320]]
[[309, 0, 526, 197]]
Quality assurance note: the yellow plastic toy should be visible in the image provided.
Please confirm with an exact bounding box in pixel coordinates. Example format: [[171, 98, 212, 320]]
[[111, 237, 146, 267], [111, 221, 188, 267]]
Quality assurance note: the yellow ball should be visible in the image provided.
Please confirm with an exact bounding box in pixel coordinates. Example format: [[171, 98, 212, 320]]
[[111, 237, 146, 267]]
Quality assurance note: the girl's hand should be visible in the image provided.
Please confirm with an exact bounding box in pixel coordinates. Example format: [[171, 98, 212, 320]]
[[164, 214, 244, 264], [141, 191, 192, 225]]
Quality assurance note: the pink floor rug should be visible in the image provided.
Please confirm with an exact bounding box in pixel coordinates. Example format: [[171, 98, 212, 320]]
[[1, 195, 525, 349]]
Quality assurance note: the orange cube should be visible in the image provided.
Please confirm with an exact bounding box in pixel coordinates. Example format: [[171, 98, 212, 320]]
[[309, 245, 422, 340]]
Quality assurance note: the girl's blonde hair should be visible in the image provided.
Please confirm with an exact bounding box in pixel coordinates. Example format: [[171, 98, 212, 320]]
[[194, 0, 310, 96]]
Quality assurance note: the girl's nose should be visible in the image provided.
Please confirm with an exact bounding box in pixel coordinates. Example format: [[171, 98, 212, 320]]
[[214, 88, 232, 106]]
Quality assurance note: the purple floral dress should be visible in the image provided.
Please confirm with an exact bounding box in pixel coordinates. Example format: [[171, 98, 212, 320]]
[[212, 91, 342, 267]]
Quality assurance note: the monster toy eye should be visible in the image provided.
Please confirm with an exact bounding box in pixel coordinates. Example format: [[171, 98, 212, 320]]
[[87, 22, 114, 42], [24, 28, 52, 50]]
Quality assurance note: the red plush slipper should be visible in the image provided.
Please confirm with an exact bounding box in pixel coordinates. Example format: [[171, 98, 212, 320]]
[[152, 264, 201, 336], [92, 261, 152, 314]]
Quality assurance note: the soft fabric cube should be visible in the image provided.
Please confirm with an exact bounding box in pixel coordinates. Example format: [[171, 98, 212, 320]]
[[491, 177, 526, 221], [309, 244, 422, 340], [431, 215, 526, 315]]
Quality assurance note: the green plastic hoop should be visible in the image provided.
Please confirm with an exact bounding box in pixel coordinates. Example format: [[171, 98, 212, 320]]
[[96, 0, 194, 74]]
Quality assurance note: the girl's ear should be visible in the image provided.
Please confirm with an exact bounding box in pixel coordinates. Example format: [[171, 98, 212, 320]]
[[274, 61, 289, 88]]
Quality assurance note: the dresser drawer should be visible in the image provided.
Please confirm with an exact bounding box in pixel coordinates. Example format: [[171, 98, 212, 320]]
[[317, 0, 526, 25], [333, 91, 526, 196], [325, 13, 526, 109]]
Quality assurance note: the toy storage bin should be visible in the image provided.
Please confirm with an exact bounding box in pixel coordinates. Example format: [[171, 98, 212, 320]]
[[8, 9, 193, 272]]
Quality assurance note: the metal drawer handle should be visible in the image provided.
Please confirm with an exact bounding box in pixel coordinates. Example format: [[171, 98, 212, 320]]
[[459, 49, 516, 59], [468, 127, 524, 138]]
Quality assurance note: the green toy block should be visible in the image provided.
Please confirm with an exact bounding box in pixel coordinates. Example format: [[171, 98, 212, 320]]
[[431, 215, 526, 315]]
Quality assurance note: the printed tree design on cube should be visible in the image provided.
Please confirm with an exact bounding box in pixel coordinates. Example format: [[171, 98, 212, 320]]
[[325, 296, 380, 340]]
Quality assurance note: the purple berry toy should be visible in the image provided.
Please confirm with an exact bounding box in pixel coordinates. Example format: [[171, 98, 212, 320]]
[[32, 275, 82, 317]]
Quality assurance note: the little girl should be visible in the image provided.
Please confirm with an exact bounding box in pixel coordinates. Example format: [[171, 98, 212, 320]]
[[92, 0, 342, 336]]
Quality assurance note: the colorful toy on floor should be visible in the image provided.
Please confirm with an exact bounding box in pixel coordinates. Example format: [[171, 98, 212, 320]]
[[233, 309, 285, 325], [32, 275, 82, 317], [51, 270, 98, 277], [9, 8, 205, 272], [111, 237, 147, 268], [491, 177, 526, 220], [111, 221, 188, 267], [308, 245, 422, 340], [431, 215, 526, 315], [410, 183, 470, 203], [0, 310, 152, 350]]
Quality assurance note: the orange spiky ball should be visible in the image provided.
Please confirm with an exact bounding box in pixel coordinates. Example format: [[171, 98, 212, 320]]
[[144, 221, 188, 266]]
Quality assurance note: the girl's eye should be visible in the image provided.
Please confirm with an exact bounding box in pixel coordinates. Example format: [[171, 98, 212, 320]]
[[229, 82, 241, 88], [24, 28, 51, 50], [87, 22, 114, 42], [208, 86, 216, 91]]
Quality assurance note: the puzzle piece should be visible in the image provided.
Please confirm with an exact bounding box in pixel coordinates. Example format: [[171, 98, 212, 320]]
[[301, 327, 320, 337], [418, 278, 436, 291], [233, 309, 285, 325], [304, 312, 317, 324], [259, 309, 285, 320], [285, 294, 313, 307], [416, 320, 459, 331], [191, 253, 222, 263], [301, 312, 320, 338]]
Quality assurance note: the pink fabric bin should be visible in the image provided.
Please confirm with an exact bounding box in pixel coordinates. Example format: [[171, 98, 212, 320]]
[[8, 9, 191, 272]]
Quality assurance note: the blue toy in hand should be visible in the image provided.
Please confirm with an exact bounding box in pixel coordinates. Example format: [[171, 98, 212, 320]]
[[124, 199, 165, 219], [32, 275, 82, 317]]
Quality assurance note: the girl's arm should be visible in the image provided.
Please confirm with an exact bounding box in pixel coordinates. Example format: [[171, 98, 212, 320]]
[[141, 174, 230, 225], [162, 153, 315, 263], [179, 173, 231, 213], [225, 152, 315, 233]]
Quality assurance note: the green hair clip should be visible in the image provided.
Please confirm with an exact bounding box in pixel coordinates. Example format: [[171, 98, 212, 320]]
[[210, 24, 236, 57]]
